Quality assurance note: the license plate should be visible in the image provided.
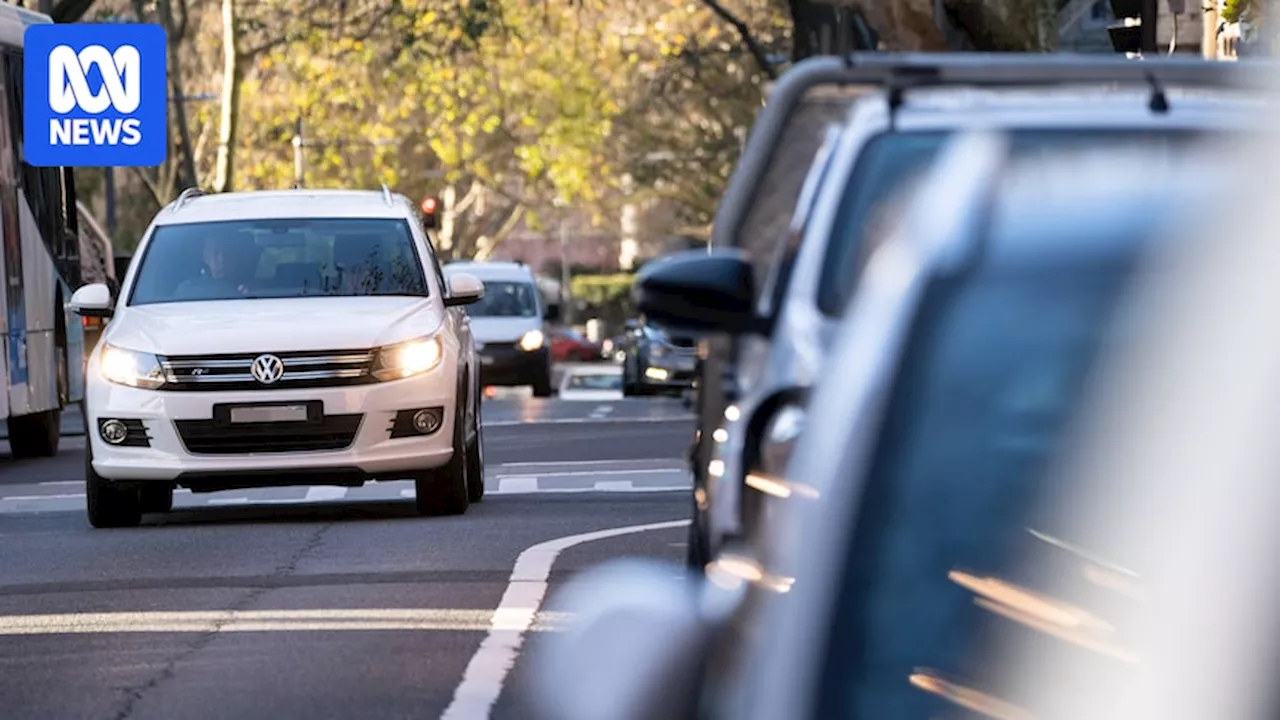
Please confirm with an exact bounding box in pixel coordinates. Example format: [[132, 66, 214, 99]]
[[230, 404, 308, 423], [480, 355, 495, 366]]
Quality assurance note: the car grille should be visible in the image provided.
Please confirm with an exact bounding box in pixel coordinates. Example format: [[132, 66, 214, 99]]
[[174, 415, 363, 454], [160, 350, 375, 391]]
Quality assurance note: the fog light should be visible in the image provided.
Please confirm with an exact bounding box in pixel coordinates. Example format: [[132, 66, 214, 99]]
[[644, 367, 670, 381], [413, 409, 442, 434], [101, 419, 128, 445]]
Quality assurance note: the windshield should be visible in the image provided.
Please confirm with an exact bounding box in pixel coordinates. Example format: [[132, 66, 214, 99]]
[[816, 128, 1202, 316], [816, 250, 1137, 720], [128, 217, 428, 305], [465, 281, 539, 318]]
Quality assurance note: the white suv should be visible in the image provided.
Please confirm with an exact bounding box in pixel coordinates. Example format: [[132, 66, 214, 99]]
[[69, 187, 486, 528]]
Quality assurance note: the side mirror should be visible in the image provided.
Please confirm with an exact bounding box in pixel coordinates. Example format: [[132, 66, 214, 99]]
[[544, 303, 561, 322], [634, 249, 757, 335], [70, 283, 114, 318], [444, 273, 484, 307], [529, 559, 709, 720]]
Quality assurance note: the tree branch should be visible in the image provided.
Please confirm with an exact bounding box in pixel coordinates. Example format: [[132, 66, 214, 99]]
[[51, 0, 95, 23], [696, 0, 778, 80]]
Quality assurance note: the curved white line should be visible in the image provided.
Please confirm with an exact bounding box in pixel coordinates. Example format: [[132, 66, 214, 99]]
[[439, 519, 690, 720]]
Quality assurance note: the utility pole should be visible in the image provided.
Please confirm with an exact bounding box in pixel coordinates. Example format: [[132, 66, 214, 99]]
[[104, 168, 117, 238], [1202, 0, 1220, 58], [291, 117, 304, 188], [559, 216, 573, 327]]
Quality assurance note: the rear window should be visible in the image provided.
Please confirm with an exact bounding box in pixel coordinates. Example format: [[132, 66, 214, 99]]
[[815, 128, 1202, 316], [815, 248, 1140, 719], [466, 281, 540, 318], [129, 217, 428, 305]]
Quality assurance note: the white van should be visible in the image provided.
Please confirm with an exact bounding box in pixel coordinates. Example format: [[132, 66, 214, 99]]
[[443, 261, 556, 396]]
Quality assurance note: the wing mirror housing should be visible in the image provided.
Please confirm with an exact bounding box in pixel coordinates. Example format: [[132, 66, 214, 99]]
[[70, 283, 114, 318], [529, 559, 710, 720], [634, 249, 757, 335], [444, 273, 484, 307]]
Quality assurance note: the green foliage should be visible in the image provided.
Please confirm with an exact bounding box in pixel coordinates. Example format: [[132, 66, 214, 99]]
[[1223, 0, 1255, 23], [571, 273, 636, 325]]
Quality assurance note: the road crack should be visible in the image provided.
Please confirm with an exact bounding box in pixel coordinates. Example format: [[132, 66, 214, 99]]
[[107, 522, 334, 720]]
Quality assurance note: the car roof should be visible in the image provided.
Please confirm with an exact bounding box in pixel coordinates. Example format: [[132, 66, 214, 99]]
[[444, 261, 536, 282], [152, 189, 415, 226]]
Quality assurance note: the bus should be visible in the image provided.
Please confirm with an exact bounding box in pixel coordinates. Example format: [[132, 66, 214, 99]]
[[0, 3, 87, 459]]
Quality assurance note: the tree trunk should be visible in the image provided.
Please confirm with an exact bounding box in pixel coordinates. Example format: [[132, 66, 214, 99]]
[[785, 0, 1055, 53], [213, 0, 242, 194]]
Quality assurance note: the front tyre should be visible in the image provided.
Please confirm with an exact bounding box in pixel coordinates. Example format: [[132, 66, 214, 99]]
[[9, 410, 61, 459], [413, 402, 470, 516], [86, 446, 142, 528]]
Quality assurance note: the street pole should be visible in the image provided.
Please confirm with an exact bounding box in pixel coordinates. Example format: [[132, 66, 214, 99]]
[[291, 117, 304, 188], [559, 217, 572, 327], [1202, 0, 1220, 58], [104, 167, 116, 238]]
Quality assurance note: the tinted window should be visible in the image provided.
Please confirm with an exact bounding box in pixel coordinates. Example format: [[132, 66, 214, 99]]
[[129, 217, 428, 305], [817, 250, 1137, 720], [466, 281, 538, 317], [816, 129, 1200, 316]]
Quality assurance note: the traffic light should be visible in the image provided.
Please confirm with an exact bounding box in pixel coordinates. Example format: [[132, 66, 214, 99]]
[[1108, 0, 1158, 54], [421, 196, 439, 230]]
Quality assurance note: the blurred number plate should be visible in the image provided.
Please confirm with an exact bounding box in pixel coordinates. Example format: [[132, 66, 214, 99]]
[[480, 355, 495, 365], [230, 405, 308, 423]]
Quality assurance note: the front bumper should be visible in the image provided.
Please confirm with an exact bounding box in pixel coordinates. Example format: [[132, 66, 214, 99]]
[[476, 343, 550, 387], [639, 355, 698, 389], [86, 359, 460, 485]]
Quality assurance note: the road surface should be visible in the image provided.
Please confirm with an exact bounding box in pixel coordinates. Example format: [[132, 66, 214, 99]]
[[0, 393, 696, 720]]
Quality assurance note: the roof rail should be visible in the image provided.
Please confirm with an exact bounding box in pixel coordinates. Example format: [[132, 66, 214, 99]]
[[380, 183, 394, 207], [714, 52, 1272, 251], [171, 187, 206, 212]]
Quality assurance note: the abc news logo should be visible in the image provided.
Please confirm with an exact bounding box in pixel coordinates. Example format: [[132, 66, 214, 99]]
[[23, 24, 166, 168], [47, 44, 142, 147]]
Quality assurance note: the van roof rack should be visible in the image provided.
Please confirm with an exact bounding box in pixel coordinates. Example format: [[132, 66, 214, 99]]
[[171, 187, 206, 212], [380, 183, 394, 207], [715, 52, 1271, 251]]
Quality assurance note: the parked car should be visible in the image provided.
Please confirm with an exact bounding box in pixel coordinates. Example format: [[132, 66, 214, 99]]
[[444, 260, 558, 397], [549, 328, 603, 362], [636, 51, 1263, 570], [616, 317, 699, 396], [530, 132, 1234, 720]]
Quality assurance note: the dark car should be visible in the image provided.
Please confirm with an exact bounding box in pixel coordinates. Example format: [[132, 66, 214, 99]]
[[617, 317, 699, 397]]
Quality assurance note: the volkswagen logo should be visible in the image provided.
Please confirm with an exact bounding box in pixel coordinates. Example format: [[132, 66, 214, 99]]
[[250, 354, 285, 385]]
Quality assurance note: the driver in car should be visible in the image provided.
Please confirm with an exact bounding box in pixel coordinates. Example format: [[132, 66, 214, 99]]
[[175, 235, 254, 299]]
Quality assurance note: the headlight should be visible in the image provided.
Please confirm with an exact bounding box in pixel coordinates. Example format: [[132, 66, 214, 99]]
[[372, 335, 444, 381], [758, 404, 806, 477], [99, 344, 167, 389], [518, 330, 544, 352]]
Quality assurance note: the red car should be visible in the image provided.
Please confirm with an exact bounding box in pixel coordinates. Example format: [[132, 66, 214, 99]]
[[549, 329, 603, 362]]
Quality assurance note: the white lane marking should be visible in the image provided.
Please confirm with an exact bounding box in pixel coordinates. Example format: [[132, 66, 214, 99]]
[[0, 493, 85, 501], [482, 415, 692, 427], [0, 608, 572, 635], [303, 487, 349, 502], [498, 459, 684, 469], [496, 476, 539, 494], [440, 519, 690, 720], [39, 481, 81, 487], [495, 468, 682, 480], [587, 404, 614, 419], [594, 480, 633, 491]]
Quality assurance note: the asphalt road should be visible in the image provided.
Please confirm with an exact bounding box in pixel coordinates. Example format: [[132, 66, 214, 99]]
[[0, 394, 696, 720]]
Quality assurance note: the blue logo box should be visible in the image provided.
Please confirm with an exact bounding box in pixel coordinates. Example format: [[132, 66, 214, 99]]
[[23, 23, 167, 167]]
